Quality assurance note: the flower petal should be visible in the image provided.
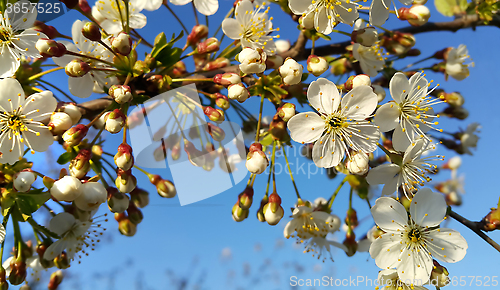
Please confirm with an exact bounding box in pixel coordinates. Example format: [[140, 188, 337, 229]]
[[366, 163, 401, 185], [369, 0, 391, 26], [381, 174, 401, 196], [307, 78, 340, 115], [335, 2, 358, 25], [371, 196, 407, 232], [409, 188, 446, 228], [287, 112, 324, 144], [313, 133, 344, 168], [426, 228, 468, 263], [341, 86, 378, 118], [0, 78, 24, 110], [345, 122, 380, 153], [390, 72, 410, 104], [24, 126, 53, 152], [392, 122, 412, 152], [22, 91, 57, 121], [288, 0, 312, 14], [194, 0, 219, 15], [222, 18, 243, 40], [129, 13, 147, 29], [12, 29, 46, 58], [314, 5, 332, 35], [397, 246, 432, 285], [8, 0, 37, 31], [49, 212, 76, 235], [369, 233, 403, 269], [374, 103, 400, 132], [43, 240, 67, 261], [69, 74, 95, 98], [0, 45, 21, 78]]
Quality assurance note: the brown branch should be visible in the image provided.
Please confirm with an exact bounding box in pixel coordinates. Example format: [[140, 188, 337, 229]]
[[448, 209, 500, 253]]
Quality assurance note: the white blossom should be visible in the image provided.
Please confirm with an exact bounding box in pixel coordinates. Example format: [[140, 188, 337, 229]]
[[352, 43, 385, 77], [96, 0, 147, 34], [170, 0, 219, 15]]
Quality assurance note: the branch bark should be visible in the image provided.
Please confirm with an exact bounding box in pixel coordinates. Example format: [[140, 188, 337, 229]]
[[448, 209, 500, 253]]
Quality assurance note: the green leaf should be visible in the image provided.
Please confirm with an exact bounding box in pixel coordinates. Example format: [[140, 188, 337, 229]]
[[15, 188, 51, 219], [434, 0, 468, 17], [57, 151, 76, 165]]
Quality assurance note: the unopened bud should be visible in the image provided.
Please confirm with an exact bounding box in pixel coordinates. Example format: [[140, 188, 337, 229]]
[[79, 0, 91, 14], [232, 202, 249, 222], [111, 33, 132, 56], [307, 55, 329, 77], [203, 57, 230, 71], [127, 202, 143, 224], [299, 13, 315, 30], [237, 47, 267, 75], [118, 218, 137, 236], [482, 208, 500, 231], [115, 169, 137, 193], [228, 83, 249, 103], [69, 149, 91, 179], [263, 192, 284, 225], [36, 38, 67, 57], [204, 106, 225, 123], [430, 260, 450, 287], [9, 260, 27, 285], [398, 5, 431, 26], [246, 143, 269, 174], [57, 102, 82, 125], [114, 143, 134, 171], [65, 59, 90, 77], [197, 37, 220, 54], [278, 103, 296, 122], [187, 25, 209, 46], [207, 123, 226, 141], [105, 109, 127, 134], [343, 230, 357, 257], [81, 22, 101, 41], [109, 85, 133, 104], [130, 188, 149, 208], [215, 94, 230, 110], [14, 171, 36, 192], [344, 74, 371, 90], [33, 20, 58, 39], [269, 115, 288, 141], [238, 186, 254, 210], [352, 27, 378, 47], [213, 72, 241, 86], [107, 187, 129, 213], [279, 58, 303, 85], [48, 270, 64, 290], [442, 92, 464, 107], [346, 151, 369, 175], [48, 112, 73, 134], [74, 181, 107, 211]]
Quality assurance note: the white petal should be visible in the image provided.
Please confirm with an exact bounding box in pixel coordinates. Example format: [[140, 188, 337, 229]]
[[0, 135, 24, 165], [406, 72, 429, 102], [402, 139, 424, 164], [69, 74, 95, 98], [129, 13, 147, 29], [381, 175, 401, 196], [314, 6, 332, 35], [8, 0, 37, 30], [371, 196, 407, 232], [366, 163, 401, 185], [369, 0, 391, 26], [72, 20, 94, 53], [100, 19, 124, 34], [346, 123, 380, 153], [43, 240, 67, 261], [235, 0, 254, 21], [287, 112, 324, 144], [369, 233, 403, 269], [390, 72, 410, 104], [24, 126, 53, 152], [307, 78, 340, 115], [222, 19, 243, 40], [288, 0, 312, 14], [374, 103, 400, 132], [398, 246, 432, 286], [49, 212, 76, 235], [22, 91, 57, 121], [409, 188, 446, 228], [144, 0, 163, 10], [313, 133, 344, 168], [341, 86, 378, 118], [0, 45, 21, 78], [0, 78, 24, 110], [426, 228, 468, 263], [194, 0, 218, 15], [0, 224, 5, 244], [392, 122, 412, 152], [12, 29, 46, 58], [170, 0, 192, 5], [335, 3, 358, 25]]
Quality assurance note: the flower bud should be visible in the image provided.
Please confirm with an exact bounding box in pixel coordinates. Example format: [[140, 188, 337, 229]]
[[34, 20, 58, 39], [118, 218, 137, 236], [343, 230, 357, 257], [126, 202, 143, 224], [213, 72, 241, 86], [197, 37, 220, 54], [331, 58, 351, 76], [69, 149, 91, 179], [111, 32, 132, 56], [105, 109, 126, 134], [215, 94, 230, 110], [204, 106, 225, 123], [57, 102, 82, 125], [48, 270, 64, 290], [228, 83, 249, 103], [372, 85, 386, 102], [399, 5, 431, 27], [156, 179, 177, 198], [14, 171, 36, 192], [48, 112, 72, 134], [232, 201, 249, 222], [9, 260, 27, 285], [130, 187, 149, 208], [171, 61, 186, 77], [441, 92, 464, 107], [36, 38, 67, 57], [346, 151, 369, 175], [115, 169, 137, 193], [237, 47, 267, 75], [53, 252, 70, 269], [269, 115, 288, 141], [107, 187, 129, 213], [245, 143, 268, 174], [345, 208, 359, 228], [307, 55, 329, 77], [263, 192, 284, 225], [275, 39, 291, 53], [279, 58, 303, 85], [114, 143, 134, 171], [351, 27, 378, 47], [109, 85, 133, 104], [65, 59, 90, 77], [207, 123, 226, 141], [278, 103, 296, 122], [442, 156, 461, 170], [238, 186, 254, 210], [79, 0, 91, 14], [81, 21, 101, 41], [50, 175, 82, 201], [442, 105, 469, 120], [74, 181, 107, 211], [256, 195, 269, 222], [187, 25, 209, 46], [430, 260, 450, 287], [481, 207, 500, 231], [202, 57, 230, 71], [344, 74, 371, 90]]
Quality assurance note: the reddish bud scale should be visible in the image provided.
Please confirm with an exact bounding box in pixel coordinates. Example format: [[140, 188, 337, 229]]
[[82, 22, 101, 41], [207, 123, 226, 141], [63, 124, 88, 147], [78, 0, 91, 14], [34, 20, 58, 39], [268, 192, 281, 205], [9, 261, 27, 285], [187, 25, 209, 46], [149, 174, 162, 186], [203, 58, 230, 71], [249, 142, 263, 152]]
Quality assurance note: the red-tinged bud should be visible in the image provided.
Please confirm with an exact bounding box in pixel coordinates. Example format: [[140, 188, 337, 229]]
[[82, 22, 101, 41], [206, 123, 226, 141], [256, 195, 269, 222], [215, 94, 230, 110], [481, 207, 500, 231], [203, 57, 230, 71], [36, 243, 54, 268], [130, 187, 149, 208], [393, 32, 416, 48], [56, 102, 82, 125], [343, 230, 357, 257], [187, 25, 209, 46], [307, 55, 329, 77], [278, 103, 295, 122], [157, 179, 176, 198], [345, 208, 359, 229], [238, 186, 254, 210], [62, 124, 88, 147], [48, 112, 72, 134], [126, 202, 143, 224], [406, 48, 421, 56], [232, 202, 249, 222], [107, 187, 129, 213], [262, 192, 284, 225], [109, 84, 133, 104], [36, 38, 67, 57], [105, 109, 127, 134], [430, 260, 450, 287], [171, 61, 187, 77], [249, 142, 263, 152], [227, 83, 249, 103], [69, 149, 91, 179], [114, 212, 127, 222], [213, 72, 241, 86], [118, 218, 137, 236], [114, 143, 134, 171], [78, 0, 91, 14], [59, 0, 78, 9], [246, 143, 268, 174], [344, 74, 371, 90], [65, 59, 90, 77], [34, 20, 58, 39], [115, 169, 137, 193], [398, 5, 430, 26], [48, 270, 64, 290], [9, 260, 27, 285], [434, 47, 452, 60], [204, 106, 225, 123], [197, 37, 220, 54], [269, 115, 288, 141], [111, 32, 132, 56]]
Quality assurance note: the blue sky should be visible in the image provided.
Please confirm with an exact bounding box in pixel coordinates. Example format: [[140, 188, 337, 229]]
[[10, 0, 500, 289]]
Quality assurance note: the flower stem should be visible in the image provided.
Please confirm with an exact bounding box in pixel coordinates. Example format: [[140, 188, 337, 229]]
[[27, 67, 64, 82], [65, 51, 115, 66], [331, 29, 352, 37], [163, 2, 189, 34], [327, 176, 349, 209], [191, 2, 199, 25], [255, 94, 266, 143], [271, 140, 277, 193], [281, 143, 301, 199], [133, 165, 152, 179]]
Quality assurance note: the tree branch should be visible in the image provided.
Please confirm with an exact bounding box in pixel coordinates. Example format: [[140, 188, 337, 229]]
[[448, 209, 500, 253]]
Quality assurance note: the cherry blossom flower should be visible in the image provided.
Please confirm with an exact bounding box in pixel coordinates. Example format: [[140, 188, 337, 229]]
[[95, 0, 147, 34], [366, 139, 442, 198], [53, 20, 118, 98], [445, 44, 473, 81], [374, 72, 442, 151], [0, 0, 47, 78], [352, 43, 385, 77], [141, 0, 163, 11], [459, 122, 480, 155], [170, 0, 219, 16], [369, 188, 467, 285], [222, 0, 278, 55], [0, 79, 56, 165], [287, 78, 380, 168], [369, 0, 413, 26], [288, 0, 359, 34]]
